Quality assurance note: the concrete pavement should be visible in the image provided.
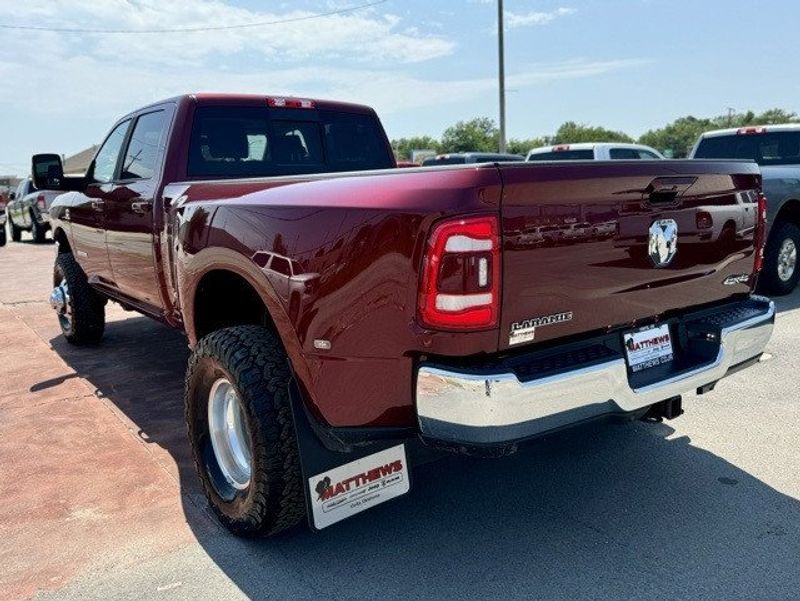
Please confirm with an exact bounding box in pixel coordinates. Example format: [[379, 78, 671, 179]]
[[0, 235, 798, 600]]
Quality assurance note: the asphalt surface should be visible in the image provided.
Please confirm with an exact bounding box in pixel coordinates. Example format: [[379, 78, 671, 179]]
[[1, 234, 799, 600]]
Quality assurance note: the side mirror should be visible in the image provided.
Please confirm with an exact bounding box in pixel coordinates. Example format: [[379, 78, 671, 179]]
[[32, 153, 64, 190], [8, 192, 15, 200]]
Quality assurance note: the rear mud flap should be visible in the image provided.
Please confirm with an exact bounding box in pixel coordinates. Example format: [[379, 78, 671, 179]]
[[288, 379, 412, 531]]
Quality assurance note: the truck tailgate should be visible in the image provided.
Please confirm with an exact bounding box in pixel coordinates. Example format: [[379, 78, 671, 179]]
[[498, 160, 761, 350]]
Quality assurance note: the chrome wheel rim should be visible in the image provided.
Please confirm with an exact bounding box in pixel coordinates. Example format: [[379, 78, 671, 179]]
[[208, 379, 252, 490], [777, 238, 797, 282], [50, 277, 72, 332]]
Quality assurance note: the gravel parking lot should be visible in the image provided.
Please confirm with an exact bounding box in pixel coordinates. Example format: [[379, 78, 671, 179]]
[[1, 235, 799, 600]]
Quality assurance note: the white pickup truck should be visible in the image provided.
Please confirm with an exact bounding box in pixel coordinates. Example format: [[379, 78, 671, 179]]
[[7, 177, 60, 243], [527, 142, 664, 161]]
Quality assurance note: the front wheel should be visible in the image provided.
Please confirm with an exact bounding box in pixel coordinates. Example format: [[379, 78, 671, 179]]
[[185, 325, 305, 537], [759, 221, 800, 295], [32, 218, 47, 243], [52, 253, 105, 344], [10, 219, 21, 242], [0, 225, 6, 247]]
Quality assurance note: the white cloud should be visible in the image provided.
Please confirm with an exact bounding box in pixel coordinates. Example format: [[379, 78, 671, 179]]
[[0, 1, 454, 65], [506, 7, 576, 29]]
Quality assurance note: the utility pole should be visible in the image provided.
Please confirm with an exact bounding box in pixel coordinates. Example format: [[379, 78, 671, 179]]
[[498, 0, 507, 153], [727, 107, 736, 127]]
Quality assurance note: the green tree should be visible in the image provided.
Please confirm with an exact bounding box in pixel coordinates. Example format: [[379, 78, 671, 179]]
[[391, 136, 440, 161], [440, 118, 499, 153], [551, 121, 633, 145], [638, 116, 713, 158], [748, 108, 800, 125], [507, 137, 548, 156]]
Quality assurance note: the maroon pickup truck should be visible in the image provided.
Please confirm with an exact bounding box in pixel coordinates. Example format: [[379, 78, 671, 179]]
[[33, 93, 775, 536]]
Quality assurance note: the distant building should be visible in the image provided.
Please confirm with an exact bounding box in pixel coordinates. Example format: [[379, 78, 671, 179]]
[[63, 144, 99, 175]]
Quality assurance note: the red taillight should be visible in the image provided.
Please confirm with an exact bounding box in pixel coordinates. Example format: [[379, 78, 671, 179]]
[[696, 211, 713, 230], [552, 144, 570, 152], [36, 193, 46, 210], [266, 96, 315, 109], [737, 126, 766, 135], [418, 215, 500, 330], [754, 192, 768, 273]]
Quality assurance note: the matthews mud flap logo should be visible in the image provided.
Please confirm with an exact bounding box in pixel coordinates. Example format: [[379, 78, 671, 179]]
[[509, 311, 573, 346], [309, 444, 409, 529]]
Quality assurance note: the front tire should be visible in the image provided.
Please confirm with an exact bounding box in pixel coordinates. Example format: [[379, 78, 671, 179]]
[[53, 253, 105, 344], [0, 225, 6, 247], [32, 217, 47, 243], [185, 325, 305, 537], [10, 219, 21, 242], [759, 221, 800, 295]]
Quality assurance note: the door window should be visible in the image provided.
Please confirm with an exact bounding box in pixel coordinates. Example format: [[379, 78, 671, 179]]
[[93, 120, 131, 183], [121, 111, 167, 180], [269, 256, 292, 276]]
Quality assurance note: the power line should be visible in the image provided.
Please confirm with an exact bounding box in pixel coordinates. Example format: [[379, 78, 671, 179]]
[[0, 0, 388, 34]]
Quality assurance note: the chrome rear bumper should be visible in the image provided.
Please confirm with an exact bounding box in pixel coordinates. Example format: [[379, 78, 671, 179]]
[[416, 297, 775, 447]]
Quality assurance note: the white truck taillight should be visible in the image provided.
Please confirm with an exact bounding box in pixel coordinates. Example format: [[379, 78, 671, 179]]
[[418, 215, 500, 330], [754, 192, 768, 273]]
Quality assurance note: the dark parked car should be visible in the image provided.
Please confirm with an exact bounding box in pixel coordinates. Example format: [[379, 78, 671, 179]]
[[33, 93, 773, 537], [0, 195, 6, 246]]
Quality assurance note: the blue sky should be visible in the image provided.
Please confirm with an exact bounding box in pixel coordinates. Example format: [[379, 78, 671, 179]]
[[1, 0, 799, 175]]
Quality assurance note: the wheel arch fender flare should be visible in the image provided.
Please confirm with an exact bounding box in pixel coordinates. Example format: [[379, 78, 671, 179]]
[[179, 246, 313, 390]]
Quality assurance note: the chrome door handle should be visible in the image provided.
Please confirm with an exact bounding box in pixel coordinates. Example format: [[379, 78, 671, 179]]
[[131, 200, 152, 214], [90, 200, 104, 212]]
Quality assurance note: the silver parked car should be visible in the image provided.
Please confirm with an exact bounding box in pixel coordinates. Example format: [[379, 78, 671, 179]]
[[690, 124, 800, 294]]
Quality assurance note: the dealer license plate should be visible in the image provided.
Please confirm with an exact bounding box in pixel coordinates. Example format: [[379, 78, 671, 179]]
[[623, 324, 674, 372]]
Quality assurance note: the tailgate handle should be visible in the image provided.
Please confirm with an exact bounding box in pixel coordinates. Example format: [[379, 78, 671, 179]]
[[646, 176, 697, 205]]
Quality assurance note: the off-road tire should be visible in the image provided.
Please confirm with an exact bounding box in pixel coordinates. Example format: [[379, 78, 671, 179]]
[[32, 216, 47, 243], [185, 325, 305, 537], [759, 221, 800, 296], [54, 252, 105, 344], [10, 219, 21, 242]]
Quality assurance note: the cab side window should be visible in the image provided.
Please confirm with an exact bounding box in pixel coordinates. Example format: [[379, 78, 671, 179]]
[[609, 148, 641, 160], [93, 120, 131, 184], [121, 111, 167, 180]]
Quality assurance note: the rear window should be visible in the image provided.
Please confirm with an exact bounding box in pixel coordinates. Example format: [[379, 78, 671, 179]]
[[609, 148, 660, 160], [527, 149, 594, 161], [187, 106, 393, 178], [694, 131, 800, 166]]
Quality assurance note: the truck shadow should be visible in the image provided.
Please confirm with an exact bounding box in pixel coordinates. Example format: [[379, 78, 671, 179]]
[[772, 288, 800, 314], [48, 314, 800, 600]]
